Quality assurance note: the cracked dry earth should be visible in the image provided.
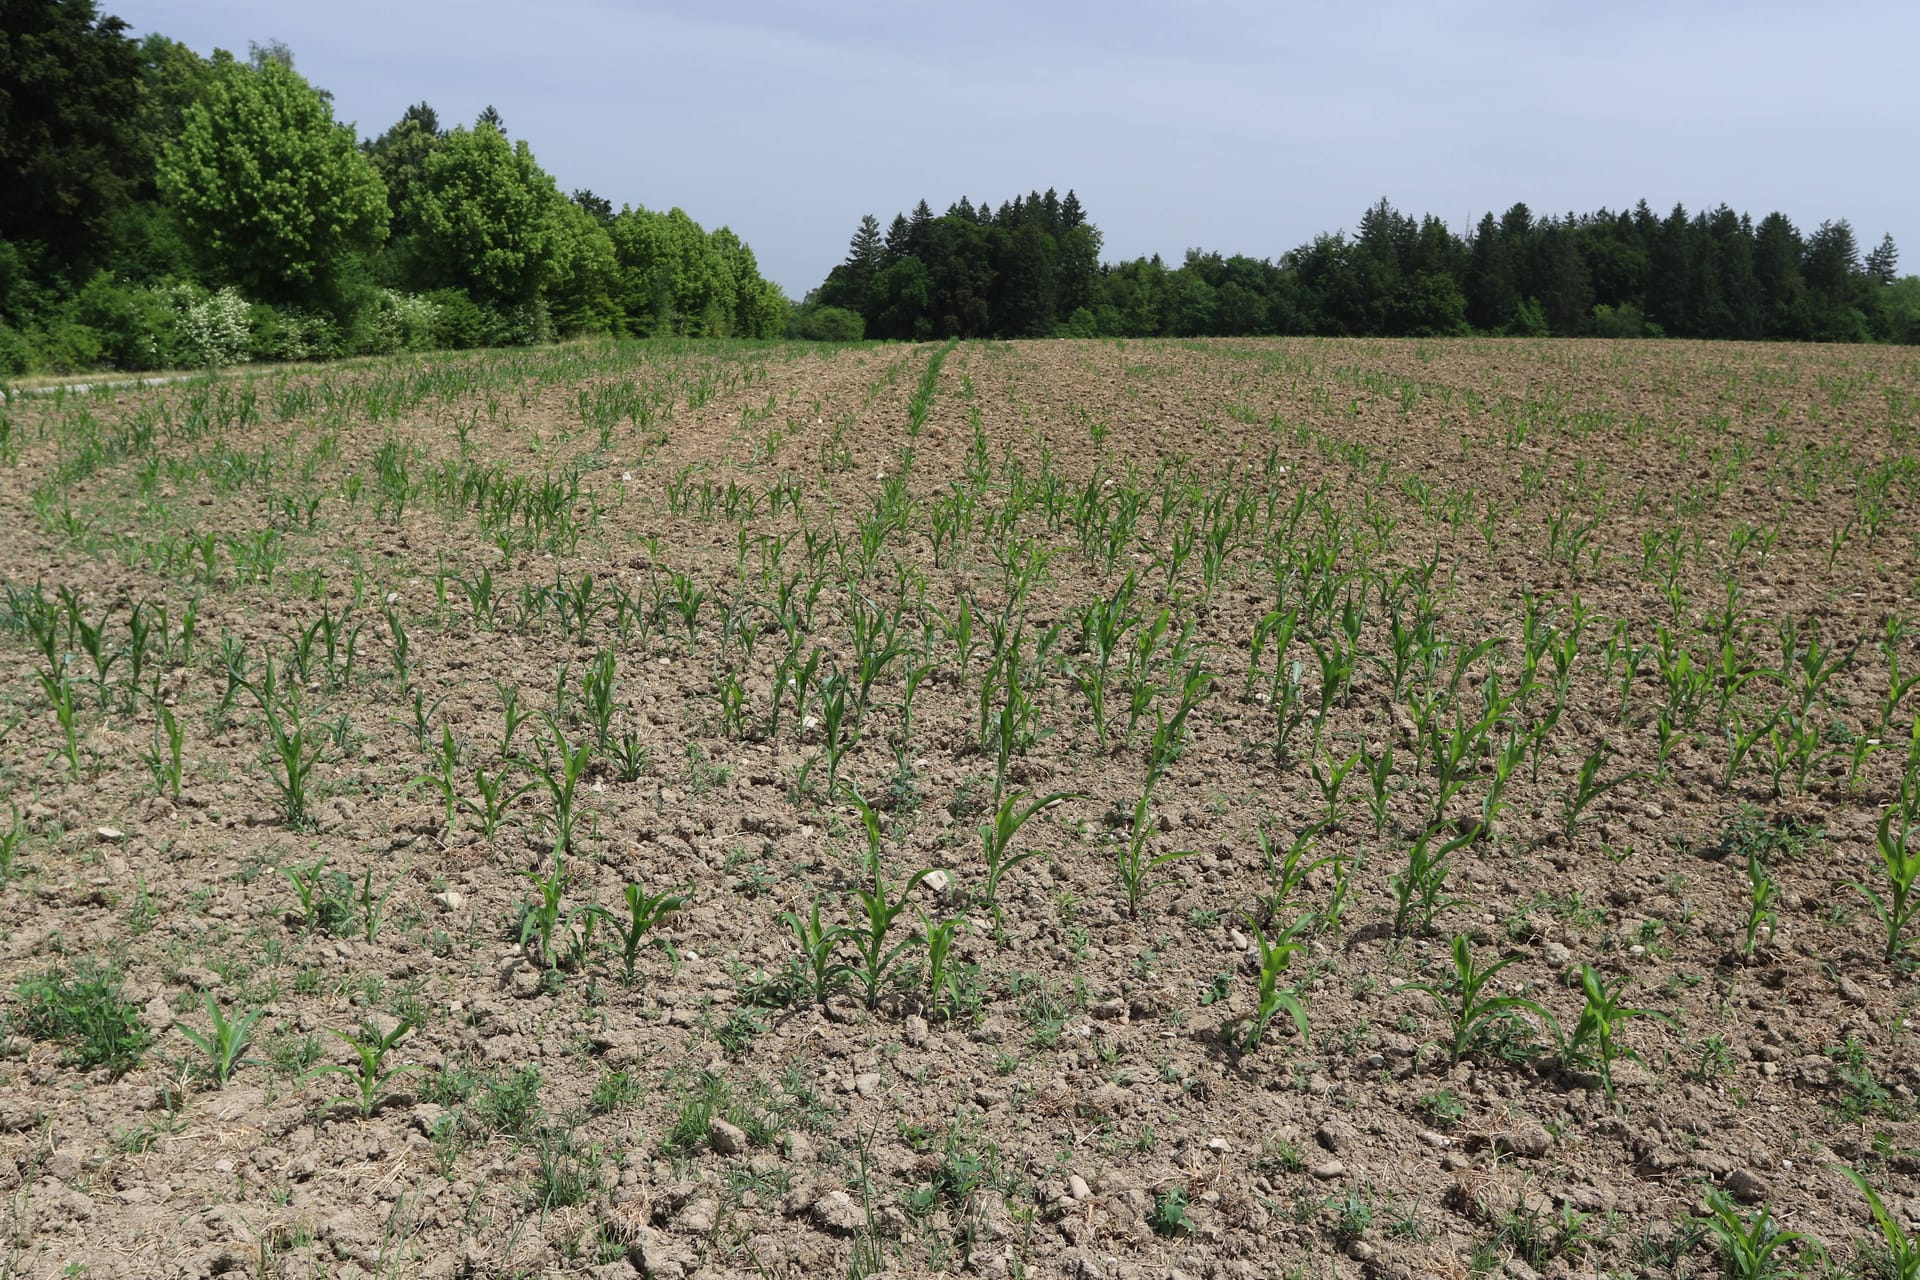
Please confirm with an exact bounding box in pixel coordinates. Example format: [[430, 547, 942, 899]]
[[0, 335, 1917, 1280]]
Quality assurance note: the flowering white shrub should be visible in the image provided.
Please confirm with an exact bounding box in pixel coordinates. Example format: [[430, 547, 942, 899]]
[[167, 285, 251, 367], [365, 290, 440, 355]]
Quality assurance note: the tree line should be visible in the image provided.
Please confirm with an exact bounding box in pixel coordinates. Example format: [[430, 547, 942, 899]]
[[0, 1, 788, 375], [796, 194, 1916, 345], [7, 2, 1916, 375]]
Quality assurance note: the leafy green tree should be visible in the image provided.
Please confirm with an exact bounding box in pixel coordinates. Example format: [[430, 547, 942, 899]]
[[871, 257, 933, 340], [158, 55, 387, 302], [570, 189, 615, 224], [544, 198, 618, 335], [1058, 220, 1103, 317], [922, 215, 997, 337], [0, 0, 147, 277], [1864, 233, 1899, 285], [1533, 221, 1593, 336], [819, 214, 883, 314], [1394, 272, 1469, 336], [788, 302, 864, 341], [403, 122, 558, 308], [609, 205, 776, 337], [365, 103, 443, 240], [709, 226, 787, 337], [1753, 212, 1809, 339], [995, 219, 1059, 336], [1804, 219, 1870, 341], [1463, 213, 1518, 332]]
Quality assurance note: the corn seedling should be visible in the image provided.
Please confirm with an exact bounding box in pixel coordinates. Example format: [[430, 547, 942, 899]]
[[37, 668, 82, 777], [1242, 913, 1310, 1051], [1564, 964, 1671, 1098], [1836, 1166, 1919, 1280], [384, 605, 411, 684], [1848, 805, 1919, 962], [353, 866, 394, 943], [1699, 1188, 1800, 1280], [1742, 854, 1779, 960], [1115, 787, 1192, 920], [520, 856, 572, 970], [1311, 747, 1362, 829], [0, 804, 22, 883], [978, 789, 1079, 915], [531, 717, 592, 855], [669, 570, 705, 649], [849, 868, 940, 1009], [249, 673, 323, 825], [591, 881, 688, 983], [413, 725, 463, 833], [1391, 828, 1468, 937], [1405, 935, 1557, 1064], [1255, 821, 1333, 918], [579, 648, 617, 748], [918, 911, 966, 1015], [305, 1018, 419, 1118], [1363, 743, 1395, 834], [283, 858, 352, 935], [781, 897, 851, 1008], [496, 680, 529, 758], [142, 703, 184, 800], [177, 996, 266, 1086], [1561, 742, 1642, 839], [460, 762, 534, 841]]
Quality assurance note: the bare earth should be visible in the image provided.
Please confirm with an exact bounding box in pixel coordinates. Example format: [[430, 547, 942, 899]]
[[0, 336, 1917, 1280]]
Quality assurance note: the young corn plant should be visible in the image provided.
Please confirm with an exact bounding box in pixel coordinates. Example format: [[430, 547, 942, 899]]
[[781, 897, 851, 1009], [143, 703, 184, 801], [1742, 854, 1779, 960], [803, 671, 857, 800], [461, 762, 535, 842], [590, 881, 688, 983], [1241, 913, 1310, 1052], [253, 677, 324, 826], [1724, 707, 1784, 791], [305, 1019, 419, 1118], [848, 869, 941, 1010], [1391, 828, 1469, 937], [1836, 1167, 1919, 1280], [1115, 787, 1192, 920], [1363, 743, 1394, 835], [413, 725, 463, 834], [978, 789, 1079, 916], [1404, 935, 1556, 1064], [1311, 748, 1362, 830], [532, 718, 592, 855], [1255, 821, 1335, 920], [1564, 965, 1672, 1098], [1561, 742, 1642, 839], [283, 858, 351, 936], [0, 804, 22, 883], [37, 668, 82, 778], [917, 912, 966, 1016], [1478, 732, 1528, 838], [520, 856, 573, 970], [1700, 1188, 1801, 1280], [1849, 805, 1918, 962], [178, 996, 267, 1087], [579, 649, 617, 750]]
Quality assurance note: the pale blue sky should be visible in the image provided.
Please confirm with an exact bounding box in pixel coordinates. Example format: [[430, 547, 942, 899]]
[[116, 0, 1919, 295]]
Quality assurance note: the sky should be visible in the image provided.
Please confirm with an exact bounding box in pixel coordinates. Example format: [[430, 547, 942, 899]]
[[114, 0, 1920, 297]]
